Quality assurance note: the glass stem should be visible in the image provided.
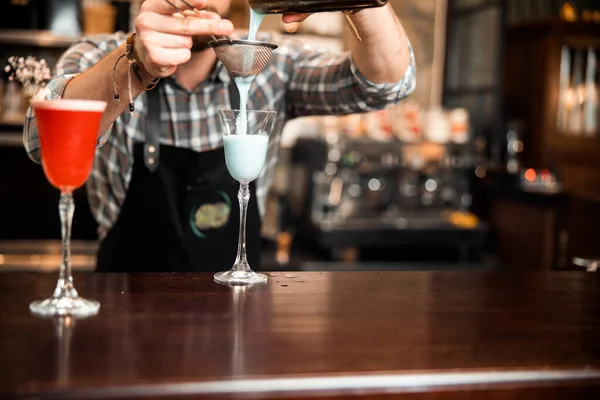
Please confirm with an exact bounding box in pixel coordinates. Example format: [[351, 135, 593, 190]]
[[233, 182, 251, 271], [53, 191, 78, 299]]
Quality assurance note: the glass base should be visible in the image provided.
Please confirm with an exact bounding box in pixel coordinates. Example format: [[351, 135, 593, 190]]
[[214, 269, 268, 285], [29, 296, 100, 318]]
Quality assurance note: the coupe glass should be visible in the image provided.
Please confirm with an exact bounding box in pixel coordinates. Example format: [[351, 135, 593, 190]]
[[214, 109, 276, 285], [29, 99, 107, 317]]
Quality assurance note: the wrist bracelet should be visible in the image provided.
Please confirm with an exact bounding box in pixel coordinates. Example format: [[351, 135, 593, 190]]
[[126, 33, 160, 90], [112, 33, 161, 116], [113, 54, 135, 115], [112, 52, 133, 115]]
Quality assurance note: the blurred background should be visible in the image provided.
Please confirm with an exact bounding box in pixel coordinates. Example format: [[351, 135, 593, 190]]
[[0, 0, 599, 273]]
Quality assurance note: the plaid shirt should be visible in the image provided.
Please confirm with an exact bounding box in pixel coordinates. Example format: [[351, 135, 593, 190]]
[[24, 31, 416, 240]]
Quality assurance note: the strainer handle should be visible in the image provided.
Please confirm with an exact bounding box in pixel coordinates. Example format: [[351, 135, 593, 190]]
[[210, 35, 234, 44]]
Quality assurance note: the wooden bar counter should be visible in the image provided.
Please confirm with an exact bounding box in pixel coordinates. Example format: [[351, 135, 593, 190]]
[[1, 272, 600, 399]]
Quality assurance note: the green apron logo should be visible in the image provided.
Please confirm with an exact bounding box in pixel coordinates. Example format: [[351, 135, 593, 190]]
[[189, 191, 232, 238]]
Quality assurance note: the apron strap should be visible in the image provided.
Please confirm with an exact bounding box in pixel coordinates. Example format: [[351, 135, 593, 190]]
[[228, 78, 241, 110], [144, 85, 161, 172], [144, 78, 241, 172]]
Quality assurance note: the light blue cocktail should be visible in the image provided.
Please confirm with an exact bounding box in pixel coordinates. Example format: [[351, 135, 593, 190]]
[[215, 109, 276, 285]]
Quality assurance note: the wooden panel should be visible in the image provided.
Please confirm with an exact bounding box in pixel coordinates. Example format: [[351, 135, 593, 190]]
[[545, 34, 600, 192], [503, 29, 552, 167], [557, 165, 600, 194], [566, 193, 600, 263], [503, 22, 600, 195], [490, 199, 557, 270]]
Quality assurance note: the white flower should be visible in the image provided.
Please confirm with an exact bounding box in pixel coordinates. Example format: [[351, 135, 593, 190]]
[[4, 55, 52, 99]]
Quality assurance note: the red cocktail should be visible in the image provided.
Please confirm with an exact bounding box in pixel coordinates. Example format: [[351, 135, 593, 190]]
[[30, 99, 107, 318], [35, 100, 105, 191]]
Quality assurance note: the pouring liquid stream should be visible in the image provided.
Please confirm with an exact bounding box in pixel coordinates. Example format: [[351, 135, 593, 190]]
[[234, 8, 265, 136], [248, 8, 265, 41]]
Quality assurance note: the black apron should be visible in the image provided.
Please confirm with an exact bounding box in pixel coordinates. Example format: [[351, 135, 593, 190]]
[[96, 80, 262, 272]]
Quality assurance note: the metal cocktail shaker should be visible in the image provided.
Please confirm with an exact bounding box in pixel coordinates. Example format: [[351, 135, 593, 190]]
[[248, 0, 389, 14]]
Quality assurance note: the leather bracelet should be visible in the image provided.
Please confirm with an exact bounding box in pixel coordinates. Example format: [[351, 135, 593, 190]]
[[126, 33, 160, 91], [112, 33, 160, 115], [112, 51, 134, 114]]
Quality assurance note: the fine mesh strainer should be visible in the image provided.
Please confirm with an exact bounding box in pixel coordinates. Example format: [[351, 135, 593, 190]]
[[209, 37, 278, 78]]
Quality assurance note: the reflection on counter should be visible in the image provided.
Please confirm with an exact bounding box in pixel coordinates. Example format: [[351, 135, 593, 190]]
[[0, 240, 96, 272]]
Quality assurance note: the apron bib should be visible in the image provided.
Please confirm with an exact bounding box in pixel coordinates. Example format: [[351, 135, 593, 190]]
[[96, 80, 262, 272]]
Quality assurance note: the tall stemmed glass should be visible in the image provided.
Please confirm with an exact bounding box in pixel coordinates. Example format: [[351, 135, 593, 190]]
[[214, 109, 276, 285], [29, 99, 107, 317]]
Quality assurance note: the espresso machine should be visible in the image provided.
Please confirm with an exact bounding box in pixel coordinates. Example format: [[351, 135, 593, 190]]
[[307, 138, 402, 227], [288, 133, 486, 262]]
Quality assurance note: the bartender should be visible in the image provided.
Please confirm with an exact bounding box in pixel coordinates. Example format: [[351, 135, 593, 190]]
[[23, 0, 416, 273]]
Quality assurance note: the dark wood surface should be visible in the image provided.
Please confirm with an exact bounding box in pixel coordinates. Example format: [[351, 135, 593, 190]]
[[491, 198, 561, 271], [1, 272, 600, 399]]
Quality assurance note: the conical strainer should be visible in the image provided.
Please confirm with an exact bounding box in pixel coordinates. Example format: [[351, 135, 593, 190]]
[[209, 37, 278, 78]]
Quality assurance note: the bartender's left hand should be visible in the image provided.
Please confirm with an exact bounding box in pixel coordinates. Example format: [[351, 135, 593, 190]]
[[281, 14, 311, 23], [285, 5, 412, 85], [281, 13, 309, 32]]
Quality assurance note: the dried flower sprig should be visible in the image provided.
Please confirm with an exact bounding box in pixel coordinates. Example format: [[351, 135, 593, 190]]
[[4, 56, 52, 98]]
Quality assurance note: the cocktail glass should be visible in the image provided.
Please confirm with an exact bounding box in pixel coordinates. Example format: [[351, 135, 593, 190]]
[[29, 99, 107, 317], [214, 109, 276, 285]]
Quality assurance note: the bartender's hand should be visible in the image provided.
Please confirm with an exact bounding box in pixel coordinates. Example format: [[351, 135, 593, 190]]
[[134, 0, 234, 78], [287, 5, 412, 84], [281, 14, 310, 33], [282, 14, 311, 23]]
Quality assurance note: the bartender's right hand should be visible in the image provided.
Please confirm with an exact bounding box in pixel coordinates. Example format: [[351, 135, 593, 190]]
[[134, 0, 234, 78]]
